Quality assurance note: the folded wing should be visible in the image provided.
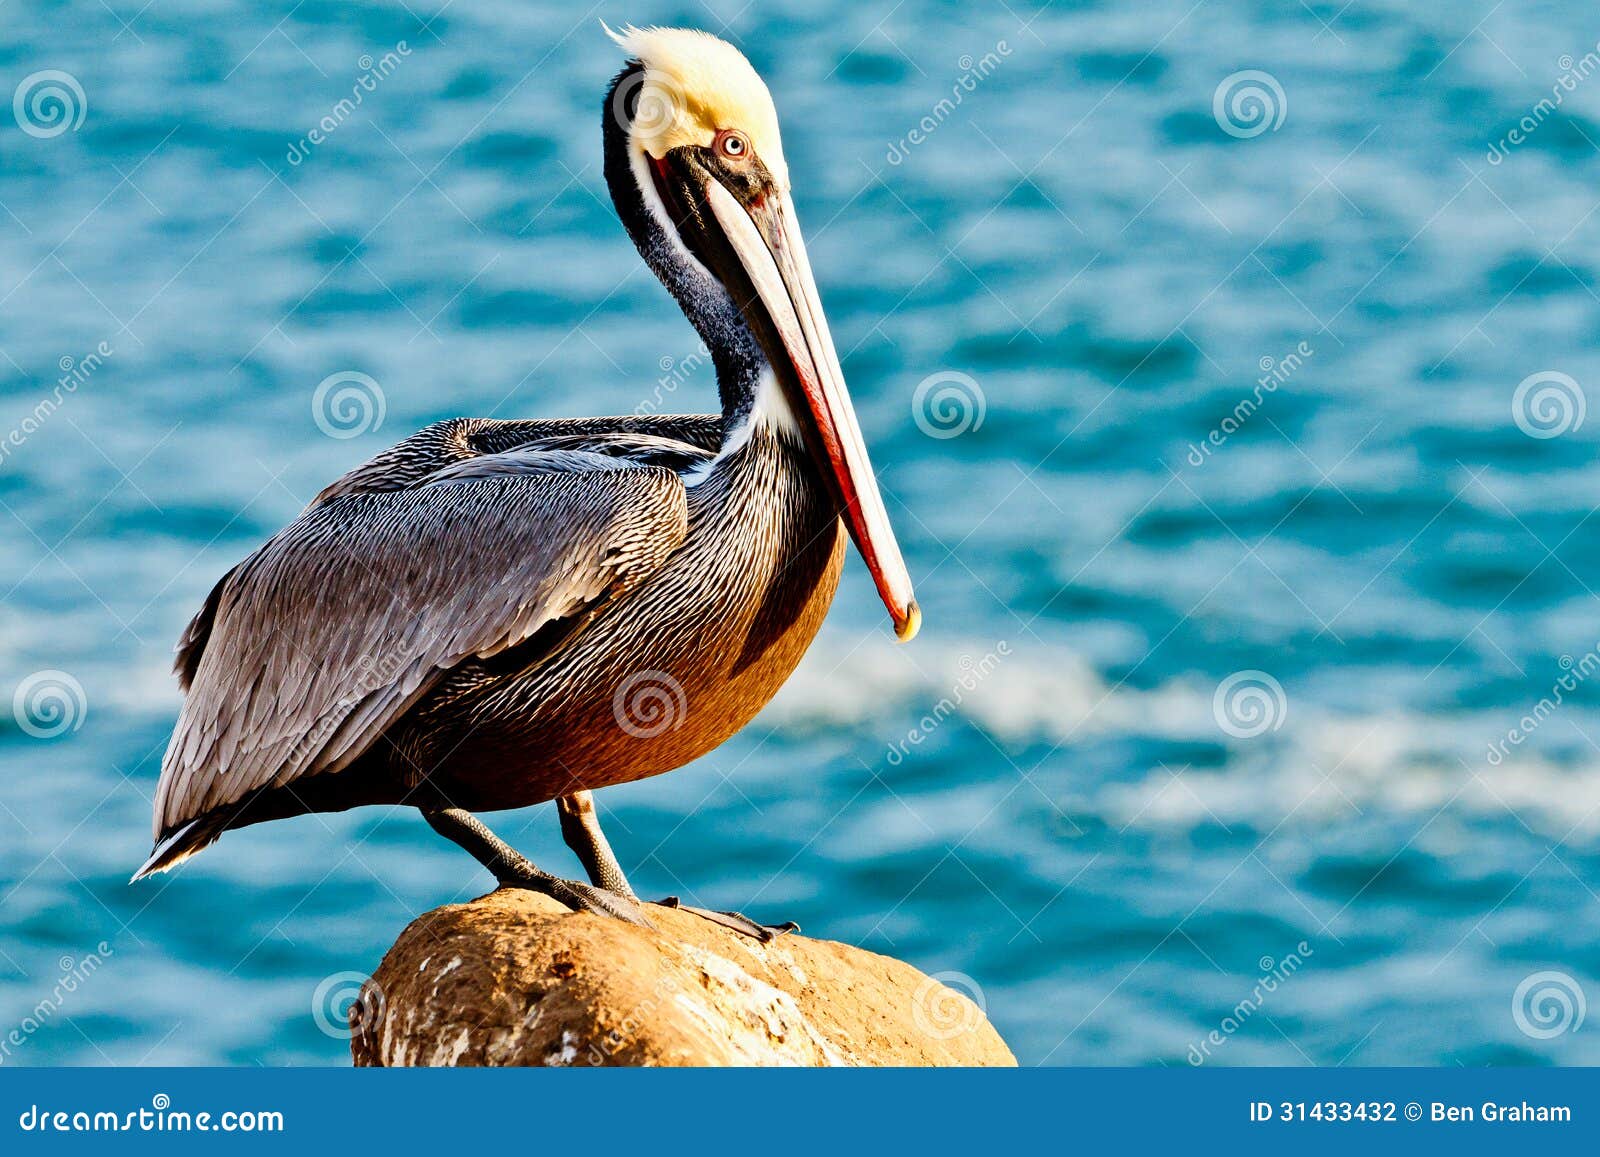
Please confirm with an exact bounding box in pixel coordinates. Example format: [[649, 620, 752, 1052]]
[[152, 450, 689, 842]]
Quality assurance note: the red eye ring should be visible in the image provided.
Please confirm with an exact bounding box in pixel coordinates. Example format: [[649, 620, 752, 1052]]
[[715, 130, 749, 159]]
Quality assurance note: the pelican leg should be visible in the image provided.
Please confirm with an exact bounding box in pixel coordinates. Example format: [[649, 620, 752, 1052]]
[[423, 807, 651, 929], [555, 793, 799, 943], [556, 792, 637, 898]]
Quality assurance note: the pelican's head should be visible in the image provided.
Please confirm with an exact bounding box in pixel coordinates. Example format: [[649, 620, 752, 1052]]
[[604, 25, 919, 642], [604, 25, 789, 189]]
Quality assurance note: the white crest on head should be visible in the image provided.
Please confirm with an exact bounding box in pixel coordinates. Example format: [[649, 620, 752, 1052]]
[[603, 23, 789, 189]]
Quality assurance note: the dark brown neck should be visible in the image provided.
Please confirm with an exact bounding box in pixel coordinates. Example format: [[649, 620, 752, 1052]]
[[602, 63, 768, 433]]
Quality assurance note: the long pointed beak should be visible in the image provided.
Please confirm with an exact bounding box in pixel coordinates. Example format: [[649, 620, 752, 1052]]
[[701, 178, 920, 641]]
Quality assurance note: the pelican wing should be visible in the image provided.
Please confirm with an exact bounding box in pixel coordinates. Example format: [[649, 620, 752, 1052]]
[[153, 450, 689, 840], [308, 414, 720, 508], [173, 415, 720, 691]]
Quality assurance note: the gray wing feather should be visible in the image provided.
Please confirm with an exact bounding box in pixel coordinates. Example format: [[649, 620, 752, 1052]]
[[173, 414, 716, 689], [153, 454, 688, 839], [310, 414, 720, 505]]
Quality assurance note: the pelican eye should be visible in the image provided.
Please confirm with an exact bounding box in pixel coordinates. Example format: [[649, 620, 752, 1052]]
[[716, 130, 749, 160]]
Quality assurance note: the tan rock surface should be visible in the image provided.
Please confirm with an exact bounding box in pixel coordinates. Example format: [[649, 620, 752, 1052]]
[[350, 889, 1015, 1067]]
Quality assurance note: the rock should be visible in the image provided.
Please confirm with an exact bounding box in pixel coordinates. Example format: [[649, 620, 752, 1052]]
[[350, 889, 1015, 1067]]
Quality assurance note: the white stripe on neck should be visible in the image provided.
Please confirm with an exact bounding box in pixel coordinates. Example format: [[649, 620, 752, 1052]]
[[683, 366, 801, 486]]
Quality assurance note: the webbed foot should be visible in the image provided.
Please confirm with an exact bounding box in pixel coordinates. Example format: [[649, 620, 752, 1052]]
[[653, 895, 799, 942]]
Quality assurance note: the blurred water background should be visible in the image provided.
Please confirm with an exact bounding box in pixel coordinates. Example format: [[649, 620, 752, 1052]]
[[4, 0, 1600, 1066]]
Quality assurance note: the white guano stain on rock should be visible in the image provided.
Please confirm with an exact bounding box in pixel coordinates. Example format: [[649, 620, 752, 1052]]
[[543, 1029, 580, 1067], [673, 942, 846, 1066], [430, 1026, 473, 1066]]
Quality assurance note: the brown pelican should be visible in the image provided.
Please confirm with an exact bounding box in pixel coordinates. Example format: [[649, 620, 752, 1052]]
[[133, 27, 919, 940]]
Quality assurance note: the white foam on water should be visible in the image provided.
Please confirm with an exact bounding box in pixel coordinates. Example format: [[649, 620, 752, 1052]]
[[765, 634, 1600, 840]]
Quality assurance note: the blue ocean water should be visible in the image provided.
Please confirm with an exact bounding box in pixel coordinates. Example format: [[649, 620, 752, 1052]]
[[3, 0, 1600, 1067]]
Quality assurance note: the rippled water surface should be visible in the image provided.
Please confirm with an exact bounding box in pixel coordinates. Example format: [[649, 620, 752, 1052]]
[[4, 0, 1600, 1065]]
